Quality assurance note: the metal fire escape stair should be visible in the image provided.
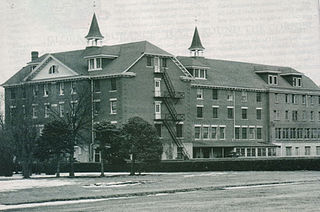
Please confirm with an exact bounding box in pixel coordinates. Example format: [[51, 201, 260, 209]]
[[171, 57, 193, 78], [158, 67, 190, 159]]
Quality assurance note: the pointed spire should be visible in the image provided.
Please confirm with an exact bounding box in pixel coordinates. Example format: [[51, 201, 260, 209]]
[[85, 13, 104, 40], [189, 27, 204, 52]]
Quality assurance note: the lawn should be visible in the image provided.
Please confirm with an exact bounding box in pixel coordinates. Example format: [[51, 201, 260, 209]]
[[0, 171, 320, 211]]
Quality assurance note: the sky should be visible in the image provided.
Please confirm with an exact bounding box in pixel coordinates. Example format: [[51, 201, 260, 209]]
[[0, 0, 319, 87]]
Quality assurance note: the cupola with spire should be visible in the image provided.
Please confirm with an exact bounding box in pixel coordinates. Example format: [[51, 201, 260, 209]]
[[85, 13, 104, 47], [188, 26, 205, 57]]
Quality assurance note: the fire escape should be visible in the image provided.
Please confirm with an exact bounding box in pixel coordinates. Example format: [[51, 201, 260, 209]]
[[154, 59, 190, 159]]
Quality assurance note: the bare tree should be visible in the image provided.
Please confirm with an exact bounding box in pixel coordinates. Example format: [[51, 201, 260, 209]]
[[48, 81, 92, 177]]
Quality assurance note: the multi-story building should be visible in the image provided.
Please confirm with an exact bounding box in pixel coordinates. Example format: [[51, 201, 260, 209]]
[[2, 14, 320, 162]]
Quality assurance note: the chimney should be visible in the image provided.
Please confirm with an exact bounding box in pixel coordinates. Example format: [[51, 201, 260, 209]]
[[31, 51, 39, 62]]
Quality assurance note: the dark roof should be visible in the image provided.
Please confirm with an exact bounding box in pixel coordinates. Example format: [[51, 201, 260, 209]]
[[2, 41, 172, 86], [177, 56, 320, 91], [193, 141, 279, 147], [85, 13, 104, 39], [189, 27, 205, 51]]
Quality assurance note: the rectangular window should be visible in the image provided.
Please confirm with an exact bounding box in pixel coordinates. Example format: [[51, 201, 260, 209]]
[[202, 126, 209, 139], [302, 95, 306, 104], [316, 146, 320, 155], [59, 103, 64, 117], [273, 110, 280, 120], [212, 89, 218, 100], [194, 69, 207, 79], [110, 99, 117, 114], [59, 82, 64, 95], [285, 94, 289, 103], [96, 58, 101, 69], [22, 88, 26, 99], [257, 127, 262, 139], [292, 94, 296, 104], [241, 91, 247, 102], [94, 80, 100, 92], [235, 127, 240, 139], [211, 126, 217, 139], [290, 128, 296, 139], [249, 127, 255, 139], [197, 106, 203, 118], [44, 84, 49, 97], [305, 146, 311, 156], [147, 56, 152, 66], [302, 111, 306, 120], [44, 104, 50, 118], [297, 128, 303, 139], [285, 110, 289, 120], [111, 78, 117, 91], [256, 108, 262, 120], [195, 126, 201, 139], [89, 59, 95, 70], [256, 93, 261, 102], [242, 127, 247, 139], [286, 147, 292, 156], [155, 124, 162, 137], [227, 93, 233, 101], [292, 111, 298, 121], [71, 82, 76, 94], [176, 124, 183, 138], [310, 95, 313, 104], [219, 127, 225, 139], [196, 88, 203, 99], [154, 57, 160, 72], [241, 108, 248, 119], [212, 107, 218, 118], [275, 93, 279, 103], [305, 128, 310, 139], [310, 111, 314, 121], [10, 89, 16, 99], [295, 147, 300, 156], [94, 101, 100, 115], [161, 58, 167, 68], [275, 128, 281, 139], [227, 107, 234, 119], [33, 85, 39, 97], [318, 96, 320, 105], [32, 105, 37, 118]]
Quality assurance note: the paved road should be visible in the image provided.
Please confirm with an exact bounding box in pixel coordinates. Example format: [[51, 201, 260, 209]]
[[5, 180, 320, 212]]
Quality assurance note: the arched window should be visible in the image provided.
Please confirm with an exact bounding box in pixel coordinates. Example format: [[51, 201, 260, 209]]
[[49, 65, 58, 74]]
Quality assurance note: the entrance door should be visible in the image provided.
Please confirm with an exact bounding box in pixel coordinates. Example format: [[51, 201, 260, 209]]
[[154, 57, 160, 72], [154, 78, 161, 97], [155, 101, 161, 119]]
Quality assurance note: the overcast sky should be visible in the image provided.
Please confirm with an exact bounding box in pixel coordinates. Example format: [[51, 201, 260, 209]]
[[0, 0, 319, 85]]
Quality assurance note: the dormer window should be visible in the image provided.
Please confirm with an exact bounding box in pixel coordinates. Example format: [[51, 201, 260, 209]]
[[293, 77, 302, 87], [268, 75, 278, 85], [49, 65, 58, 74], [88, 58, 102, 71], [194, 69, 207, 79]]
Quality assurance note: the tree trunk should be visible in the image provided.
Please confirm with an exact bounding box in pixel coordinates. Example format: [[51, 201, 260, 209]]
[[100, 147, 105, 177], [130, 154, 135, 176], [22, 160, 31, 178], [56, 154, 61, 178], [69, 152, 75, 177]]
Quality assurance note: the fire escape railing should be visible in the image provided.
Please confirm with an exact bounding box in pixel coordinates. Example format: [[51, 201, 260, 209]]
[[155, 67, 190, 159]]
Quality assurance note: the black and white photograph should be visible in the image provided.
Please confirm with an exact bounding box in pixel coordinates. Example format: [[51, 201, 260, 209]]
[[0, 0, 320, 211]]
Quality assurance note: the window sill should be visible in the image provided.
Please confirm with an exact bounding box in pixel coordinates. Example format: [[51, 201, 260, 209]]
[[88, 68, 102, 71], [95, 91, 101, 94], [110, 113, 117, 115], [109, 90, 117, 93]]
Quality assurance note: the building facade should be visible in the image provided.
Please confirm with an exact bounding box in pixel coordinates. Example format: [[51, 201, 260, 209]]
[[2, 14, 320, 162]]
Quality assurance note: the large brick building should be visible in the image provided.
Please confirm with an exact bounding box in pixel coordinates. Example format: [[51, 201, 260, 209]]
[[2, 14, 320, 162]]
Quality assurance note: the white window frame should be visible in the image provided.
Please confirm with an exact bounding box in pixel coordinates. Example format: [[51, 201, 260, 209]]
[[194, 125, 201, 139], [43, 84, 49, 97], [154, 78, 161, 97], [202, 125, 210, 140], [110, 98, 117, 115], [32, 104, 38, 119], [219, 125, 226, 140], [196, 88, 203, 100], [44, 103, 50, 118], [59, 102, 64, 117], [59, 82, 64, 95], [88, 58, 102, 71]]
